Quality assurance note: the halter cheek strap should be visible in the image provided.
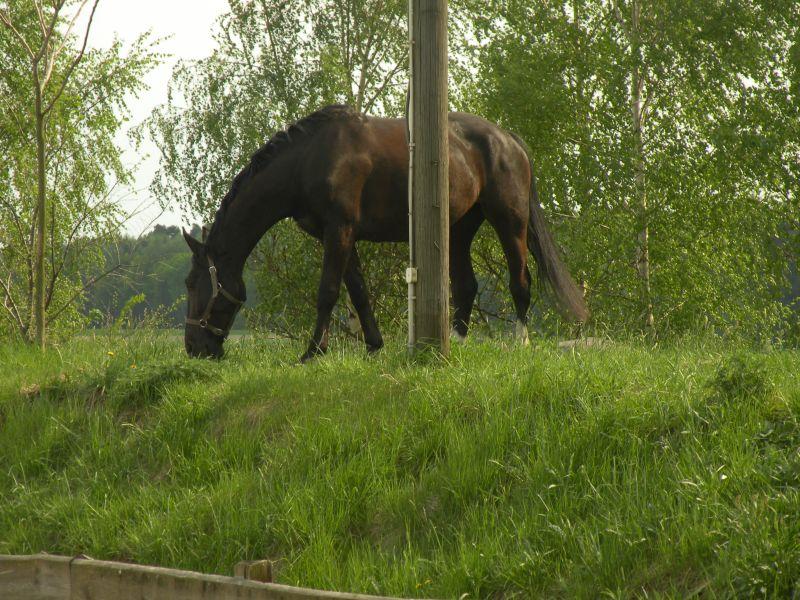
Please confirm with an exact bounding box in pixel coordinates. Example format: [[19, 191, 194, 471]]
[[185, 255, 244, 338]]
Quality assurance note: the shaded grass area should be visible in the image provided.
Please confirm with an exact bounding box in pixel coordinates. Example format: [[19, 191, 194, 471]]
[[1, 333, 799, 598]]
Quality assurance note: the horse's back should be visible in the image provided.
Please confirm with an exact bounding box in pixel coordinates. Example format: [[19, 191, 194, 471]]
[[301, 109, 527, 241], [357, 113, 506, 234]]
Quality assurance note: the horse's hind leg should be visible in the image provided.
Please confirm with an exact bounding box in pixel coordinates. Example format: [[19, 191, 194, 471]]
[[499, 227, 532, 344], [343, 245, 384, 353], [450, 205, 484, 341], [483, 203, 532, 345], [301, 224, 354, 362]]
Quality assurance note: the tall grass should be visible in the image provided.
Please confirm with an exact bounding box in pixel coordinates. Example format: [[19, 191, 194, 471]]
[[1, 332, 799, 598]]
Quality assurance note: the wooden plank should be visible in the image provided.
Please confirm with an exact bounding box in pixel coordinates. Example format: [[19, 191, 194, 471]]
[[409, 0, 450, 355], [0, 554, 71, 600], [0, 554, 421, 600]]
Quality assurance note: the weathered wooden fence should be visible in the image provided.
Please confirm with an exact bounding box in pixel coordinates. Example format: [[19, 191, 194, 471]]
[[0, 554, 421, 600]]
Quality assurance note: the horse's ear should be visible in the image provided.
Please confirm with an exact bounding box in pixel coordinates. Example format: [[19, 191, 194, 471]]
[[182, 228, 204, 255], [201, 225, 210, 242]]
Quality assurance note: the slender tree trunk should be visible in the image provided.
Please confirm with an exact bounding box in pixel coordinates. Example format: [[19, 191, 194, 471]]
[[33, 67, 47, 348], [630, 0, 653, 330], [573, 0, 590, 207]]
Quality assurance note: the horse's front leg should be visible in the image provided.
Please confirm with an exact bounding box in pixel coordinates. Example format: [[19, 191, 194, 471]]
[[301, 224, 354, 363], [343, 246, 383, 354]]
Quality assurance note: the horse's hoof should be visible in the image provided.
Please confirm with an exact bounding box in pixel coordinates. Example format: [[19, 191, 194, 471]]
[[451, 328, 467, 343], [366, 339, 384, 355], [300, 346, 326, 363], [515, 320, 530, 346]]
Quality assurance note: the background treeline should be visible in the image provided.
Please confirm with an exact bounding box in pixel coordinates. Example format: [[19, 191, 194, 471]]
[[82, 224, 259, 328], [3, 0, 800, 342], [82, 224, 197, 328]]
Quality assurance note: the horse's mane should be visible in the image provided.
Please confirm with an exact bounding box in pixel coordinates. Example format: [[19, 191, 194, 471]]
[[207, 104, 361, 243]]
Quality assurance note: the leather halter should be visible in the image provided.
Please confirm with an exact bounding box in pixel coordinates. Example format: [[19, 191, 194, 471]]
[[185, 255, 244, 338]]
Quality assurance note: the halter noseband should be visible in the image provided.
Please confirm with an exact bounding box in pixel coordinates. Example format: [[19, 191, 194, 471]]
[[185, 255, 244, 338]]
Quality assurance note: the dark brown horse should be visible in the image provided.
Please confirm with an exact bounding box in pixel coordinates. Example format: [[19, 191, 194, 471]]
[[183, 105, 588, 361]]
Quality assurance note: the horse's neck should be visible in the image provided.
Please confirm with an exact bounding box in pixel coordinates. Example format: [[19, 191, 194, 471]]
[[208, 161, 295, 268]]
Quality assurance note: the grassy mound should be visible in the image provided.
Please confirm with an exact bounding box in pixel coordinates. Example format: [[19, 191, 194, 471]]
[[1, 333, 799, 598]]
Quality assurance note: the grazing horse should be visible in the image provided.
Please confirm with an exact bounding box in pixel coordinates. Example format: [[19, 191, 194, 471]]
[[183, 105, 588, 361]]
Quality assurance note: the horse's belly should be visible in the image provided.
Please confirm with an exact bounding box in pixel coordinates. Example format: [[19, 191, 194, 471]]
[[356, 198, 476, 243], [351, 135, 481, 242], [356, 202, 408, 242], [356, 168, 409, 242]]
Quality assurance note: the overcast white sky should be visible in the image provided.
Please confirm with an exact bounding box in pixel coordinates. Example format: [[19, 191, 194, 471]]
[[80, 0, 229, 234]]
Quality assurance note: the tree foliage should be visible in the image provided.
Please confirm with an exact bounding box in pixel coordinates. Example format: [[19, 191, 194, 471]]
[[84, 225, 193, 327], [456, 0, 800, 338], [82, 224, 259, 329]]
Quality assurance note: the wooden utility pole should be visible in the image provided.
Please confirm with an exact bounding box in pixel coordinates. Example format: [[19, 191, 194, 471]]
[[407, 0, 449, 355]]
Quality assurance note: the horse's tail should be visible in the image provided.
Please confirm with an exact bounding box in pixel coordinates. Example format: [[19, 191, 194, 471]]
[[509, 132, 590, 323]]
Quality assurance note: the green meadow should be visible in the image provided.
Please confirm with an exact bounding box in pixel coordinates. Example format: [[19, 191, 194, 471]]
[[1, 334, 798, 598]]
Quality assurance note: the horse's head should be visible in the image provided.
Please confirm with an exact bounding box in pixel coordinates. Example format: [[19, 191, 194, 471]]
[[182, 229, 245, 359]]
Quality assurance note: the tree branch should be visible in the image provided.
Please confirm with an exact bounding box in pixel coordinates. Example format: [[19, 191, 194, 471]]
[[0, 9, 36, 58], [43, 0, 100, 115], [0, 270, 25, 331], [363, 63, 404, 113], [32, 0, 66, 66], [46, 261, 124, 325], [49, 0, 92, 70], [33, 1, 47, 35], [45, 181, 122, 310], [0, 192, 28, 243]]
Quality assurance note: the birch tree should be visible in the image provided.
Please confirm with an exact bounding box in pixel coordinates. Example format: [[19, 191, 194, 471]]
[[0, 0, 156, 342]]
